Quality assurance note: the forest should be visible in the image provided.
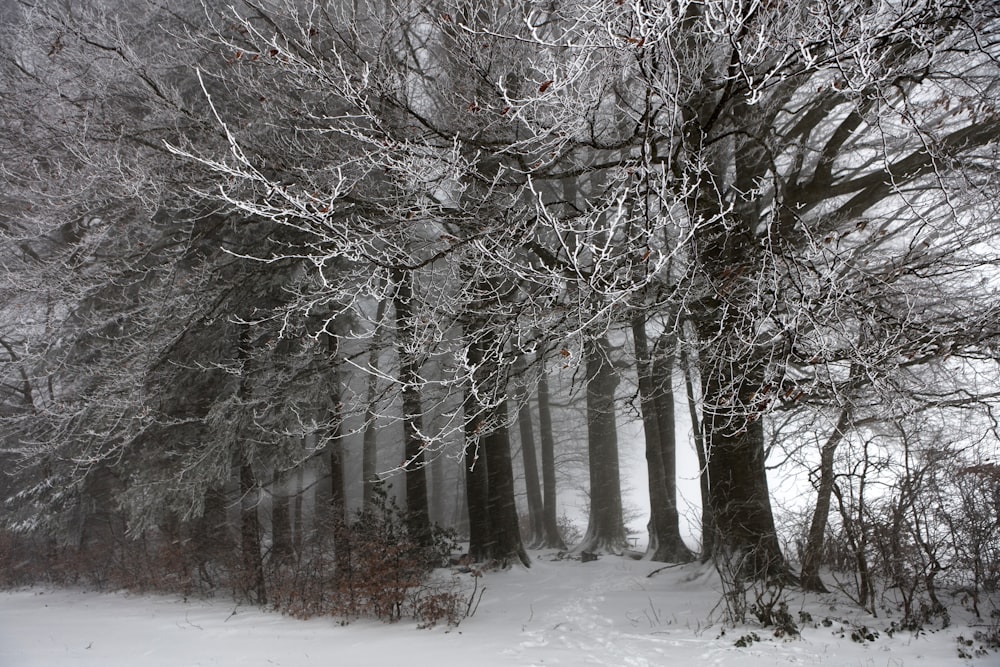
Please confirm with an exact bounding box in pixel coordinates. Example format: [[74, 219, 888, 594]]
[[1, 0, 999, 641]]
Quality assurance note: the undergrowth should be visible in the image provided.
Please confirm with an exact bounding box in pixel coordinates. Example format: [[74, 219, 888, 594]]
[[0, 485, 477, 628]]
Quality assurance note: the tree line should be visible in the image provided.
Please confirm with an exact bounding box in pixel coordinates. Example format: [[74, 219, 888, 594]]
[[2, 0, 999, 623]]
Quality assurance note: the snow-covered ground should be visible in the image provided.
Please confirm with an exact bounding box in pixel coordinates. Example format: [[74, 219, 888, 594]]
[[1, 552, 995, 666]]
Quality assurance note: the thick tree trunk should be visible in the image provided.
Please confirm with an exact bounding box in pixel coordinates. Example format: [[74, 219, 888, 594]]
[[681, 82, 786, 577], [485, 401, 531, 566], [536, 364, 566, 549], [514, 355, 545, 548], [701, 362, 785, 578], [392, 268, 431, 546], [75, 464, 123, 558], [576, 335, 627, 555], [463, 403, 492, 560], [462, 324, 529, 566]]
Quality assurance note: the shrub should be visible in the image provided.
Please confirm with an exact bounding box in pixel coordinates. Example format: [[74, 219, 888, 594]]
[[267, 484, 468, 627]]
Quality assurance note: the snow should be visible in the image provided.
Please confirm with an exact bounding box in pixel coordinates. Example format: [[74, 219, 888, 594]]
[[1, 553, 995, 666]]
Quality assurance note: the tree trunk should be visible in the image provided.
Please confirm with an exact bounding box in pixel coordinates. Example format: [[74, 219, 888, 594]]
[[681, 82, 786, 578], [536, 364, 567, 550], [451, 462, 469, 535], [651, 335, 693, 560], [235, 332, 266, 603], [634, 316, 672, 559], [270, 470, 293, 566], [801, 408, 851, 591], [514, 355, 545, 548], [292, 463, 304, 554], [485, 401, 531, 566], [392, 268, 431, 546], [430, 445, 445, 525], [361, 387, 379, 506], [633, 316, 693, 562], [701, 363, 785, 578], [323, 333, 349, 572], [239, 461, 267, 605], [362, 298, 387, 507], [576, 335, 627, 555], [463, 401, 492, 560], [680, 337, 714, 561], [327, 422, 351, 573], [462, 324, 529, 566]]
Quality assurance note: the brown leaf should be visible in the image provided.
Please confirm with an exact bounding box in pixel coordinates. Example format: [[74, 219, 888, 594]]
[[539, 79, 554, 93]]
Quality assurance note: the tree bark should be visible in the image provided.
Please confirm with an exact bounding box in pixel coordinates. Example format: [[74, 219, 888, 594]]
[[701, 363, 785, 578], [485, 401, 531, 566], [323, 333, 349, 571], [235, 332, 266, 603], [292, 463, 304, 554], [270, 470, 293, 565], [462, 332, 530, 566], [451, 462, 469, 535], [679, 335, 714, 561], [633, 317, 693, 562], [514, 355, 545, 548], [463, 399, 492, 561], [327, 415, 351, 573], [576, 335, 627, 555], [392, 268, 431, 546], [536, 365, 567, 550], [800, 409, 852, 591], [688, 195, 785, 576], [634, 316, 672, 559], [652, 337, 692, 560], [430, 445, 445, 525], [362, 298, 387, 507], [361, 401, 378, 506], [239, 461, 267, 605]]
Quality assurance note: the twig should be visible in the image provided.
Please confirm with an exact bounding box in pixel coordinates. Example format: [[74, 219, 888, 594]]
[[646, 562, 688, 578]]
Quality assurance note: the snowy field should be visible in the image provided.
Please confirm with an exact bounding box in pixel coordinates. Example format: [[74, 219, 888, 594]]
[[1, 552, 995, 666]]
